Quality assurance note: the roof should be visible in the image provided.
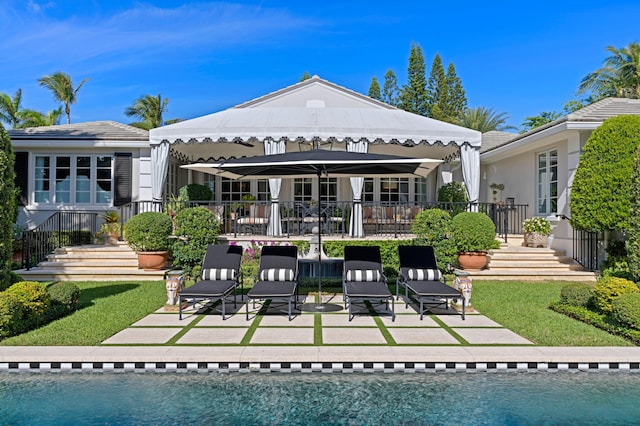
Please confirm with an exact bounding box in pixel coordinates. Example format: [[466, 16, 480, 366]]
[[480, 130, 518, 153], [149, 76, 481, 150], [482, 97, 640, 155], [8, 121, 149, 141]]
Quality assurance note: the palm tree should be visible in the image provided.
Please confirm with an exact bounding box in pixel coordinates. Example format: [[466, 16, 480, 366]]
[[457, 107, 516, 132], [0, 89, 23, 128], [16, 107, 62, 128], [579, 42, 640, 99], [124, 94, 169, 130], [37, 72, 90, 124]]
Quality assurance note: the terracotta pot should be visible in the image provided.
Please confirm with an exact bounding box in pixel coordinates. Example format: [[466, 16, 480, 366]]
[[137, 251, 168, 270], [457, 252, 488, 271]]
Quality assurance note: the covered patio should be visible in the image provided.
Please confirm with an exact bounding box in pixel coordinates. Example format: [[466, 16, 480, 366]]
[[149, 76, 482, 238]]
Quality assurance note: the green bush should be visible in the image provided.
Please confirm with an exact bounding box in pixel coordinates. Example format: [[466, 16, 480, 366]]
[[450, 211, 499, 253], [0, 124, 16, 291], [593, 276, 640, 313], [0, 292, 24, 338], [571, 115, 640, 232], [6, 281, 51, 327], [324, 240, 405, 281], [559, 283, 595, 307], [171, 207, 220, 278], [601, 240, 635, 280], [124, 212, 173, 252], [411, 208, 456, 271], [612, 292, 640, 330], [48, 282, 80, 310], [179, 183, 212, 201], [437, 182, 468, 203], [629, 148, 640, 280]]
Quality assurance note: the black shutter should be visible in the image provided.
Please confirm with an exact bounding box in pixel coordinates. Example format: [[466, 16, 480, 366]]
[[14, 152, 28, 206], [113, 153, 132, 206]]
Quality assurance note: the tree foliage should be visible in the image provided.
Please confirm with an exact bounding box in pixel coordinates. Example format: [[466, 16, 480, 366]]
[[570, 115, 640, 232], [124, 93, 169, 130], [368, 76, 381, 101], [457, 107, 515, 132], [38, 72, 89, 124], [399, 43, 428, 115], [0, 89, 23, 128], [520, 111, 561, 133], [411, 209, 457, 270], [579, 42, 640, 100], [628, 147, 640, 280], [16, 108, 62, 128], [0, 124, 16, 290], [382, 69, 399, 106], [425, 53, 445, 118], [171, 207, 220, 279], [431, 63, 467, 123]]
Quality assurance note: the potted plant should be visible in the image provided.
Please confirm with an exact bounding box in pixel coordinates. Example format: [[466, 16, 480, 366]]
[[523, 216, 552, 247], [12, 223, 24, 264], [489, 182, 505, 203], [124, 211, 173, 270], [451, 211, 500, 270], [99, 210, 121, 245]]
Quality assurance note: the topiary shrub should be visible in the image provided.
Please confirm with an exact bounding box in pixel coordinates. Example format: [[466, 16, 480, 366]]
[[5, 281, 51, 327], [411, 208, 456, 271], [0, 292, 24, 338], [437, 182, 468, 203], [612, 292, 640, 330], [450, 211, 500, 253], [171, 207, 220, 278], [179, 183, 212, 201], [124, 212, 173, 252], [593, 276, 640, 313], [571, 115, 640, 232], [45, 282, 80, 321], [559, 283, 595, 307]]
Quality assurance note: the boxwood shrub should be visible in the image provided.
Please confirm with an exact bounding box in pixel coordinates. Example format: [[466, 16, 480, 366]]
[[612, 292, 640, 330], [45, 282, 80, 321], [559, 283, 595, 308], [171, 207, 220, 278], [593, 276, 639, 313], [124, 211, 173, 252], [6, 281, 51, 327], [0, 293, 23, 338]]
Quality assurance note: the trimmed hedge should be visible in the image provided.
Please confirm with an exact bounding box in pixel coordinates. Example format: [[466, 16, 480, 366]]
[[629, 148, 640, 280], [45, 282, 80, 321], [179, 183, 212, 201], [411, 209, 456, 272], [559, 283, 594, 308], [592, 276, 639, 313], [0, 124, 16, 291], [0, 293, 23, 338], [612, 292, 640, 330], [171, 207, 220, 279], [6, 281, 50, 327]]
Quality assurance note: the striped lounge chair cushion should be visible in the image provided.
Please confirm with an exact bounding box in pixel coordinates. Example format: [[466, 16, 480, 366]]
[[201, 268, 237, 281], [407, 268, 442, 281], [259, 268, 295, 281], [346, 269, 382, 282]]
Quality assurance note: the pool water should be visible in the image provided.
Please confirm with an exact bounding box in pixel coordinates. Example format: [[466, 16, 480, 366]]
[[1, 372, 639, 425]]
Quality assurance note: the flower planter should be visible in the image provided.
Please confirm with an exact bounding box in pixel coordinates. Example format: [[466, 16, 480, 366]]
[[524, 232, 548, 248], [137, 251, 169, 270], [457, 252, 488, 271]]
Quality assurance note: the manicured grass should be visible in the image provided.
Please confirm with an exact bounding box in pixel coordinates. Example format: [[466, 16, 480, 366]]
[[0, 281, 166, 346], [472, 281, 634, 346]]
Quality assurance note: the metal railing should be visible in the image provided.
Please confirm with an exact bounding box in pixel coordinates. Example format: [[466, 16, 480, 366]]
[[22, 211, 99, 270], [573, 229, 603, 271]]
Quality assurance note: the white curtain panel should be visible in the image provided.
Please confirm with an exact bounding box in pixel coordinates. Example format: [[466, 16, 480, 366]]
[[347, 140, 368, 237], [460, 144, 480, 212], [151, 141, 170, 201], [436, 163, 453, 189], [265, 138, 286, 236]]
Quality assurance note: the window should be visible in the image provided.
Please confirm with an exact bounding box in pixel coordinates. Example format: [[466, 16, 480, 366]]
[[33, 154, 113, 205], [537, 149, 558, 214], [414, 178, 428, 203], [380, 178, 409, 203], [220, 178, 250, 202], [293, 178, 313, 203], [363, 178, 374, 202], [320, 178, 337, 203], [256, 179, 269, 201]]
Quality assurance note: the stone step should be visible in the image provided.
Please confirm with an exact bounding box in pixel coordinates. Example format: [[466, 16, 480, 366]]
[[466, 269, 597, 282], [38, 259, 140, 268], [47, 252, 138, 261], [487, 263, 583, 271]]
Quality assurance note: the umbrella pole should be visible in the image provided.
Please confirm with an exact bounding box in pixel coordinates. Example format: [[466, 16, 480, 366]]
[[316, 170, 323, 308]]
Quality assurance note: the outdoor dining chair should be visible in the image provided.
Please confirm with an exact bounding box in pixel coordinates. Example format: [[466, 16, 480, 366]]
[[343, 245, 395, 321], [179, 243, 243, 320], [397, 245, 465, 320]]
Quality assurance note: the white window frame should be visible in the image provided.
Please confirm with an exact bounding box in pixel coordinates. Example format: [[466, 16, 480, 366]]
[[536, 148, 558, 215]]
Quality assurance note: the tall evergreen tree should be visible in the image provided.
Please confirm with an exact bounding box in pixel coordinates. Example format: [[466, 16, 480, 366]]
[[0, 123, 15, 290], [300, 71, 312, 81], [441, 63, 467, 122], [426, 53, 446, 118], [399, 43, 428, 115], [382, 69, 399, 106], [368, 76, 381, 100]]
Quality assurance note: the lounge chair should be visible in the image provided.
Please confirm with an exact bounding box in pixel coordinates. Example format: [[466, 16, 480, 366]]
[[246, 245, 299, 321], [343, 245, 395, 321], [179, 244, 243, 320], [397, 245, 465, 320]]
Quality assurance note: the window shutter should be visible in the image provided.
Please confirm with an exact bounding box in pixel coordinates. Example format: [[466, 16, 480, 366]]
[[114, 153, 132, 206], [14, 152, 28, 206]]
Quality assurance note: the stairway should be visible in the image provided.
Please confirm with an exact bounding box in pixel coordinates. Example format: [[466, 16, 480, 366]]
[[15, 243, 167, 282], [467, 236, 597, 282]]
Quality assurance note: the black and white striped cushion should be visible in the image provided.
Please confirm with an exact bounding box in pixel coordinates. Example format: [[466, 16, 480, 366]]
[[407, 268, 441, 281], [201, 268, 236, 281], [346, 269, 382, 282], [259, 268, 295, 281]]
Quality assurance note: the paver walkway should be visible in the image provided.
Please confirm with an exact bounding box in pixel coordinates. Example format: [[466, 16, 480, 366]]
[[103, 294, 531, 346]]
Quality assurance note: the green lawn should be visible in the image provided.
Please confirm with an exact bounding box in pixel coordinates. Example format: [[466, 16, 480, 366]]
[[0, 280, 166, 346], [0, 279, 635, 346], [472, 280, 634, 346]]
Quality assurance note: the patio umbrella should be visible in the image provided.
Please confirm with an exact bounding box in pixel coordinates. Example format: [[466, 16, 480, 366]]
[[183, 149, 441, 310]]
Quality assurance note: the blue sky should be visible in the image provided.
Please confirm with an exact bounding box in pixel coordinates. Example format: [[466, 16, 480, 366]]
[[1, 0, 639, 130]]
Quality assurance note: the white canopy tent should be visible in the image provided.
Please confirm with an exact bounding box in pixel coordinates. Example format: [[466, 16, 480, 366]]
[[149, 76, 482, 235]]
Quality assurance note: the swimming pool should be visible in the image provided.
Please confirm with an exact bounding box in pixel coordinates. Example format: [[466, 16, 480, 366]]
[[2, 372, 639, 425]]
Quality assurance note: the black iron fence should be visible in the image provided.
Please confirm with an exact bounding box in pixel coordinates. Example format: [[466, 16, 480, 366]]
[[573, 228, 603, 271]]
